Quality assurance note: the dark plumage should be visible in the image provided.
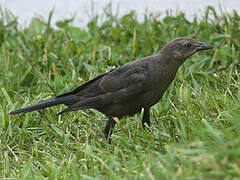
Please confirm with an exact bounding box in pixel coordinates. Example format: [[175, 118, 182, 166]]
[[10, 37, 213, 141]]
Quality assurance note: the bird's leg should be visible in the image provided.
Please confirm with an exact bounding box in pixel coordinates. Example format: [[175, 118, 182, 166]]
[[142, 107, 150, 129], [104, 116, 116, 143]]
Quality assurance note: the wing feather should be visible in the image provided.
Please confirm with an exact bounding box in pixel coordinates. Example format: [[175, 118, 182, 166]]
[[58, 65, 149, 115]]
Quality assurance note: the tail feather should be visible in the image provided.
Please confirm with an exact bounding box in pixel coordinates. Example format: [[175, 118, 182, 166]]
[[57, 93, 113, 115], [9, 95, 78, 115]]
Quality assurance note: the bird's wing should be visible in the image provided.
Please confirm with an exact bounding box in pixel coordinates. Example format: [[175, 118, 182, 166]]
[[57, 64, 149, 115], [56, 69, 116, 99]]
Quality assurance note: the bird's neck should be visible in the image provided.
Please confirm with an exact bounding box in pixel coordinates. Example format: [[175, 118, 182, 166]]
[[158, 49, 184, 68]]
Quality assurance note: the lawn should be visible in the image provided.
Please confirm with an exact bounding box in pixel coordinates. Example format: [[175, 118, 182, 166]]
[[0, 5, 240, 179]]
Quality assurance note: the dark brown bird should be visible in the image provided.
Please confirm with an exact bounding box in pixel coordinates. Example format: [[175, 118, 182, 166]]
[[10, 37, 213, 141]]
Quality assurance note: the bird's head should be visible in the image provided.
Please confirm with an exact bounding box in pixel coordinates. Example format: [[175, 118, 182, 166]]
[[160, 37, 214, 65]]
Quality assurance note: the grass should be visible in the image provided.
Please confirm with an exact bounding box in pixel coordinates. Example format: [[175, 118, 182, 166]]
[[0, 5, 240, 179]]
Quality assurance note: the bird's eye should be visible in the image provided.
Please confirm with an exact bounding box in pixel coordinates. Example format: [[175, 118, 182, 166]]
[[184, 42, 192, 48]]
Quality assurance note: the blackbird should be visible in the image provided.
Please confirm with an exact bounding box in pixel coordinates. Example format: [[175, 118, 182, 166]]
[[10, 37, 213, 141]]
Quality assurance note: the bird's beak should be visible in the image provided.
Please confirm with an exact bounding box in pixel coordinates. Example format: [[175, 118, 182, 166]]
[[195, 42, 214, 51]]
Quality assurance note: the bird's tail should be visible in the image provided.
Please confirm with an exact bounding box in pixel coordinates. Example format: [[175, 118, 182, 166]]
[[9, 95, 78, 115]]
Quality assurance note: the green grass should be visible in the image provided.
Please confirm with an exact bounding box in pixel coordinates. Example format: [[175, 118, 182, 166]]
[[1, 5, 240, 179]]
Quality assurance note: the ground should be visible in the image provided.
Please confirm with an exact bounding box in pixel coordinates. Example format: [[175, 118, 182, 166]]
[[0, 6, 240, 179]]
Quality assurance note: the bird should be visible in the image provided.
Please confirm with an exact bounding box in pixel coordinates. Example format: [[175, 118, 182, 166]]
[[9, 37, 214, 141]]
